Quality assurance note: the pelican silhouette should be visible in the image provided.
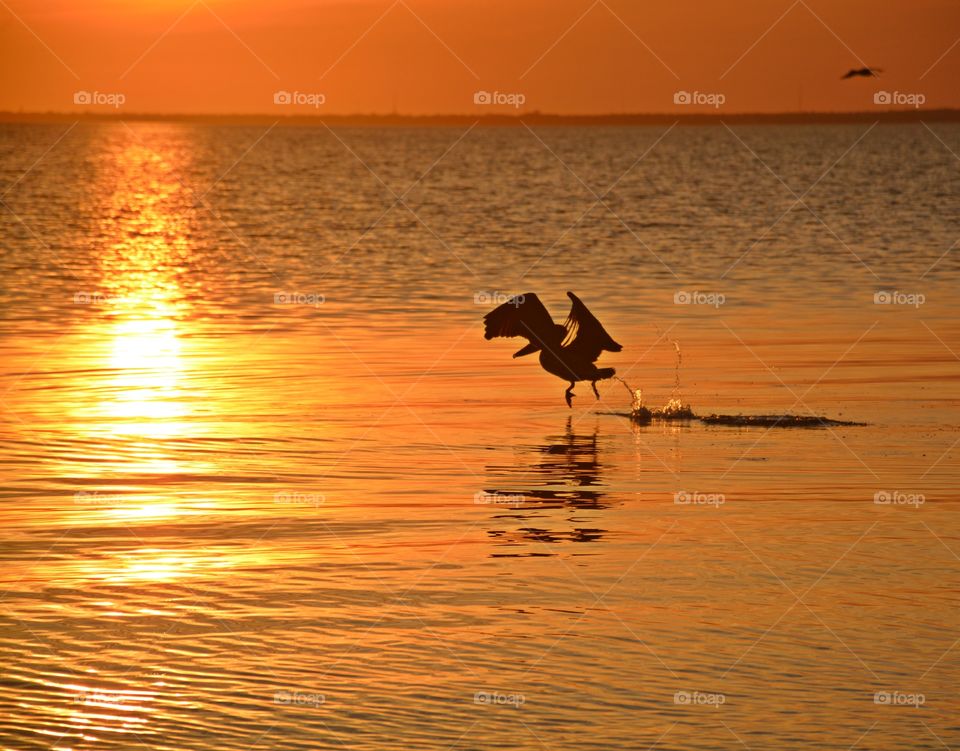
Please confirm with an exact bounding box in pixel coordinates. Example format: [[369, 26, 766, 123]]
[[483, 291, 622, 407], [841, 67, 882, 79]]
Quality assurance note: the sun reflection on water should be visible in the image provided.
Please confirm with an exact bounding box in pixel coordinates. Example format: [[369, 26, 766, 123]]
[[61, 132, 219, 546], [91, 139, 194, 443], [26, 134, 216, 742]]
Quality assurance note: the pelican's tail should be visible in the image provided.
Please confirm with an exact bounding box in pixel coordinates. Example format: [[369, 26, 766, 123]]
[[595, 367, 616, 381]]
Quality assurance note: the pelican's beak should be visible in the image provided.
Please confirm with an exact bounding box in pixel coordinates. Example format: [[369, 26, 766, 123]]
[[513, 342, 541, 358]]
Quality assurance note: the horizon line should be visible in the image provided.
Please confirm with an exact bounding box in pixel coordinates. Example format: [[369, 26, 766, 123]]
[[2, 108, 957, 126]]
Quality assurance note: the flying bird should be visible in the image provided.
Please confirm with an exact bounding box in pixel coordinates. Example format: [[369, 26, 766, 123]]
[[841, 67, 882, 79], [483, 291, 622, 407]]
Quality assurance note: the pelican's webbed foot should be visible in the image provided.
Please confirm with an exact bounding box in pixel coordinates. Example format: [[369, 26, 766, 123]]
[[564, 383, 575, 408]]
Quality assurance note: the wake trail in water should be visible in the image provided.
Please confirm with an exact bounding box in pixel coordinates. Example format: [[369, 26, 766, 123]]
[[613, 338, 863, 428]]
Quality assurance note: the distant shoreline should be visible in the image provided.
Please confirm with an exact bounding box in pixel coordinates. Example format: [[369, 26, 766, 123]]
[[1, 110, 958, 127]]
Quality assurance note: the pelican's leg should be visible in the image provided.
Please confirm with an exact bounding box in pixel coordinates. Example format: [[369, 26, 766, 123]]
[[591, 380, 600, 399], [564, 382, 575, 408]]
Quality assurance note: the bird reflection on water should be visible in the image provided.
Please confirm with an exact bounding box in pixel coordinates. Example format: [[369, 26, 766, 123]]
[[484, 418, 609, 554]]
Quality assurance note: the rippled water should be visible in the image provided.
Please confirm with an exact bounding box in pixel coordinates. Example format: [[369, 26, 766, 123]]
[[1, 121, 958, 749]]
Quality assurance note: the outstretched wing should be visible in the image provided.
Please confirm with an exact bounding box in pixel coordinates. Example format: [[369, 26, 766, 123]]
[[483, 293, 557, 357], [561, 291, 622, 363]]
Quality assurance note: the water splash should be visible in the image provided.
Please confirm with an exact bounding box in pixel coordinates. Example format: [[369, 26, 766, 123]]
[[657, 397, 696, 420], [669, 339, 682, 400], [616, 353, 860, 428], [615, 377, 643, 413], [615, 377, 695, 423], [614, 331, 694, 421]]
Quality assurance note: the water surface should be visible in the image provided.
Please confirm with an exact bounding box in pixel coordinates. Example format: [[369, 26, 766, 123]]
[[0, 122, 958, 749]]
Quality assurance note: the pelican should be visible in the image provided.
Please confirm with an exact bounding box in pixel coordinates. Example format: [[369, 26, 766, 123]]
[[483, 291, 622, 407], [841, 67, 882, 79]]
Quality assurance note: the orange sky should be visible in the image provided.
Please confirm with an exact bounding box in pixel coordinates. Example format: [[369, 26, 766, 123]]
[[2, 0, 959, 115]]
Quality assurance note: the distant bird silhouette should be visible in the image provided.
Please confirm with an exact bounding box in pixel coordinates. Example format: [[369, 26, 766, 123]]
[[841, 67, 882, 79], [483, 291, 622, 407]]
